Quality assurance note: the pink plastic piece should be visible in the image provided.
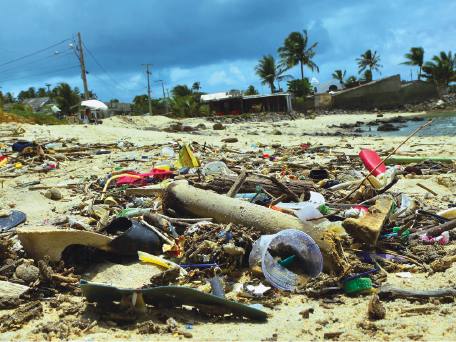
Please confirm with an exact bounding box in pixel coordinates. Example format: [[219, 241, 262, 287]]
[[359, 150, 386, 177]]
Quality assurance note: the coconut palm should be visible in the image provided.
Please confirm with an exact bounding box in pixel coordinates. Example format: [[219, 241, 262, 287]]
[[277, 30, 319, 99], [400, 47, 425, 80], [53, 82, 81, 114], [254, 54, 279, 93], [171, 84, 193, 97], [244, 85, 259, 96], [359, 70, 372, 82], [332, 70, 347, 87], [356, 50, 383, 79], [275, 68, 294, 92], [191, 82, 201, 92], [345, 75, 358, 85], [420, 51, 456, 86], [4, 92, 15, 103]]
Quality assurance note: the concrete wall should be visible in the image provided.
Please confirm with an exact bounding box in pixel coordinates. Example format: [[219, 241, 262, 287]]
[[291, 99, 315, 112], [333, 75, 402, 108], [401, 81, 438, 102], [314, 93, 333, 109]]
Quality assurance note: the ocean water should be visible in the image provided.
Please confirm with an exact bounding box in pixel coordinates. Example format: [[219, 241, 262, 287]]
[[361, 111, 456, 137]]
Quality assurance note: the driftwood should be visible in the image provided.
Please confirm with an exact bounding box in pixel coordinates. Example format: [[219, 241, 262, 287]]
[[164, 182, 344, 273], [379, 284, 456, 298], [195, 175, 314, 199], [409, 218, 456, 240]]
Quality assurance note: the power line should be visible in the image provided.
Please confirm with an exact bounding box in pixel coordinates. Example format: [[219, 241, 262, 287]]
[[82, 42, 138, 92], [0, 37, 74, 68], [0, 52, 73, 76], [0, 66, 79, 82]]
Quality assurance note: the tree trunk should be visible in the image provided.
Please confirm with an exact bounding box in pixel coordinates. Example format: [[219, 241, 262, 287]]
[[194, 175, 314, 199], [419, 66, 421, 81]]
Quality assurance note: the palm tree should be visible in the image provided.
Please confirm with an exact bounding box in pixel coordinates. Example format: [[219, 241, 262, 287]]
[[345, 75, 358, 87], [27, 87, 36, 98], [254, 54, 281, 93], [191, 82, 201, 92], [275, 68, 294, 92], [400, 47, 425, 80], [278, 30, 319, 99], [356, 50, 383, 79], [36, 87, 47, 97], [53, 83, 81, 114], [4, 92, 15, 103], [359, 70, 372, 82], [420, 51, 456, 86], [244, 85, 259, 96], [332, 70, 347, 88], [171, 85, 193, 97]]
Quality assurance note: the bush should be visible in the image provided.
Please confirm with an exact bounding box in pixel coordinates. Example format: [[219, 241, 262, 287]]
[[4, 109, 68, 125]]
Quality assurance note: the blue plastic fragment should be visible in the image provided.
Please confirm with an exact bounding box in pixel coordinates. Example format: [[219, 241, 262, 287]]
[[185, 325, 193, 329]]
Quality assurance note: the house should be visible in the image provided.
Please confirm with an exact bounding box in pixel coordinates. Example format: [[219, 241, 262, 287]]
[[201, 91, 292, 114], [21, 97, 53, 111], [310, 78, 343, 93], [315, 74, 441, 109], [102, 101, 132, 118]]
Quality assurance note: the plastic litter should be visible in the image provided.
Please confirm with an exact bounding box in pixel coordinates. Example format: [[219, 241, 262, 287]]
[[249, 229, 323, 291]]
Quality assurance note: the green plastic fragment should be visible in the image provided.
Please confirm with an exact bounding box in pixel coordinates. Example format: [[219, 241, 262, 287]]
[[278, 255, 295, 269], [116, 208, 152, 218], [318, 204, 331, 215], [343, 278, 372, 294]]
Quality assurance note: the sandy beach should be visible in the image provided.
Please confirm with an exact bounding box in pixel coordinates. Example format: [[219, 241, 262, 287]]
[[1, 112, 456, 341]]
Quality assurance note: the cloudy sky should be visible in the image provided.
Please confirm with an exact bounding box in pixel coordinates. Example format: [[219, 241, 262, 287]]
[[0, 0, 454, 102]]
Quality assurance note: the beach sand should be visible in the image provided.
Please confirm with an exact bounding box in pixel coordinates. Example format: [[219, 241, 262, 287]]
[[1, 112, 456, 341]]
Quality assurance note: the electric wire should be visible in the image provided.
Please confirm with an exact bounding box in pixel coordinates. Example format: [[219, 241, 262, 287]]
[[0, 37, 75, 68], [82, 41, 144, 92], [0, 52, 74, 77], [0, 66, 79, 82]]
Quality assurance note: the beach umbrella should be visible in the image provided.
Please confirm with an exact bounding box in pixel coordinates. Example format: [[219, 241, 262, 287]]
[[51, 106, 60, 113], [81, 100, 108, 110]]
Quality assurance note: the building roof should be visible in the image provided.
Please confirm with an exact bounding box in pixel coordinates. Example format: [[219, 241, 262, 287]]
[[243, 92, 290, 99], [201, 92, 290, 102], [201, 92, 232, 101], [21, 97, 51, 108], [332, 75, 399, 97]]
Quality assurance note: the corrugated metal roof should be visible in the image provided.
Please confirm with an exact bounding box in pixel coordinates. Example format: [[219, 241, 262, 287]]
[[243, 92, 290, 99], [201, 92, 231, 101]]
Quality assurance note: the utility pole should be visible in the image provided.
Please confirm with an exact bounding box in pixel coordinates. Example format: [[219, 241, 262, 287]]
[[141, 63, 153, 115], [154, 80, 168, 114], [76, 33, 90, 101]]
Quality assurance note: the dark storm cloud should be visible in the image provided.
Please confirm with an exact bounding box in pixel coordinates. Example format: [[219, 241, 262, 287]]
[[0, 0, 454, 101]]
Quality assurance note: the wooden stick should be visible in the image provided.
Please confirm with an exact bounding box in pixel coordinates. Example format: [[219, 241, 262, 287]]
[[226, 171, 247, 198], [255, 173, 300, 202], [333, 120, 434, 203], [417, 182, 438, 196], [140, 219, 174, 245], [306, 208, 342, 221]]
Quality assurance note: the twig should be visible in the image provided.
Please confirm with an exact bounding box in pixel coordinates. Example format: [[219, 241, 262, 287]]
[[255, 173, 300, 202], [226, 171, 247, 198], [140, 219, 174, 245], [306, 208, 342, 221], [333, 120, 434, 203], [417, 182, 438, 196], [81, 320, 97, 334]]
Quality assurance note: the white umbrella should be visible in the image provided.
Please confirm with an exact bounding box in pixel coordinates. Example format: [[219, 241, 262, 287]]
[[51, 105, 60, 113], [81, 100, 108, 110]]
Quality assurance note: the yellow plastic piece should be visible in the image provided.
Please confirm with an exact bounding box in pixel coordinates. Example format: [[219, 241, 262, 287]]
[[368, 175, 383, 189], [138, 251, 187, 275], [0, 158, 8, 168], [15, 163, 22, 168]]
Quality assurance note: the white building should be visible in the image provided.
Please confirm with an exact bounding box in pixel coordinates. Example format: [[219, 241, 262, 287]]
[[311, 78, 343, 94]]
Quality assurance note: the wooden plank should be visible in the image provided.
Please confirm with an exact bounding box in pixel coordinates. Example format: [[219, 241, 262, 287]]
[[0, 280, 29, 298], [125, 185, 166, 196]]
